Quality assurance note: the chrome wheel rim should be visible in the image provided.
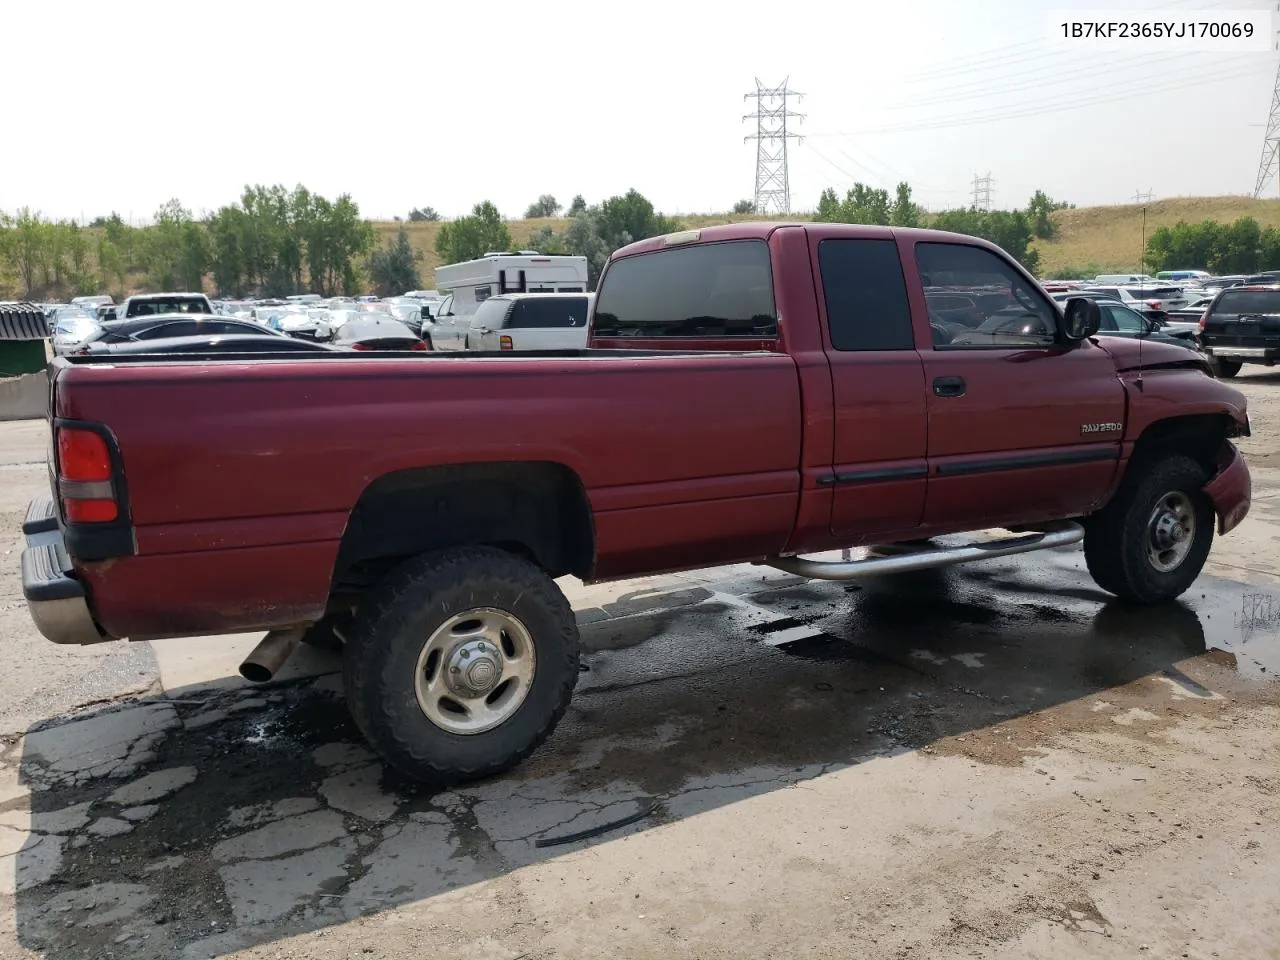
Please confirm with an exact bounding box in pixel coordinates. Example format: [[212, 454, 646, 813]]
[[1146, 491, 1196, 573], [413, 608, 536, 735]]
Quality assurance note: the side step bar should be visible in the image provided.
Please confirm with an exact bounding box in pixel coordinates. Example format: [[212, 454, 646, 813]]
[[764, 521, 1084, 581]]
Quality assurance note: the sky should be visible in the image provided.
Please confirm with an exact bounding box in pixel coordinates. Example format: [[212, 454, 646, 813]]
[[5, 0, 1278, 223]]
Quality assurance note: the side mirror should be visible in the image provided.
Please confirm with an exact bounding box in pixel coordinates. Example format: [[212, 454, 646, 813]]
[[1059, 297, 1101, 342]]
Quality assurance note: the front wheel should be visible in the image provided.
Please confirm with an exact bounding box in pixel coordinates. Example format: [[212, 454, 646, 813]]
[[1083, 455, 1214, 604], [342, 546, 580, 784]]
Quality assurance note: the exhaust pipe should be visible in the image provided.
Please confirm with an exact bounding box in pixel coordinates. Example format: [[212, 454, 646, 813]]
[[239, 628, 304, 683]]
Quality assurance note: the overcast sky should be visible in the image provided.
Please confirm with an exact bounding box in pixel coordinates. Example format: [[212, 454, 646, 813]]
[[6, 0, 1277, 222]]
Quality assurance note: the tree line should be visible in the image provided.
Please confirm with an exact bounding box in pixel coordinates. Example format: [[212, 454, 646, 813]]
[[1143, 216, 1280, 275], [811, 183, 1070, 275], [431, 189, 678, 290], [0, 186, 389, 301], [2, 180, 1086, 302]]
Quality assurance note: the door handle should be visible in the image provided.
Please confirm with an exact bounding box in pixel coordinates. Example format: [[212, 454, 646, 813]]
[[933, 376, 966, 398]]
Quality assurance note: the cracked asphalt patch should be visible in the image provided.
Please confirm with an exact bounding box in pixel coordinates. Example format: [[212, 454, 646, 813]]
[[0, 548, 1276, 958]]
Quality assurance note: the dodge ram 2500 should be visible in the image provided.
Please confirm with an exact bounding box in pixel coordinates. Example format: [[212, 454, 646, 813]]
[[21, 223, 1252, 784]]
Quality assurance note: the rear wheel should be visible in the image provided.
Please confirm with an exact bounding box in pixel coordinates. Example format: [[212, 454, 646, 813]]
[[1083, 455, 1214, 604], [342, 546, 580, 784], [1209, 357, 1242, 379]]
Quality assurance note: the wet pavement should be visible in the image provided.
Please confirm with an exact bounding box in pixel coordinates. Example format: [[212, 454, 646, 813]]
[[3, 545, 1278, 959]]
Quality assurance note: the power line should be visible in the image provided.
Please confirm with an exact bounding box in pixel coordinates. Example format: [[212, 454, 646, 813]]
[[1253, 61, 1280, 199], [1133, 189, 1155, 203], [744, 78, 804, 215], [808, 61, 1264, 137]]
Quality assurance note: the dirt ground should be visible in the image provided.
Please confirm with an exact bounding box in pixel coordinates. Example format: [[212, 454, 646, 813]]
[[0, 372, 1279, 959]]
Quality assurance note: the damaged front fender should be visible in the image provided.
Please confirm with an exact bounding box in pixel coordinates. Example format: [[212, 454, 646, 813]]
[[1203, 441, 1251, 535]]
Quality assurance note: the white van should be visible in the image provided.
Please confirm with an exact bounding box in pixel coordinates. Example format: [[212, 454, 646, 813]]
[[465, 293, 593, 351], [433, 252, 588, 317]]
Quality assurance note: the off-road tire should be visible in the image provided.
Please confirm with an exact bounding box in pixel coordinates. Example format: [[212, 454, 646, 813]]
[[1209, 357, 1242, 379], [1083, 455, 1214, 604], [342, 546, 580, 784]]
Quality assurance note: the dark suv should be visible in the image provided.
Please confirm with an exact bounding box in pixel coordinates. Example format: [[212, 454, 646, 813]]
[[1199, 284, 1280, 378]]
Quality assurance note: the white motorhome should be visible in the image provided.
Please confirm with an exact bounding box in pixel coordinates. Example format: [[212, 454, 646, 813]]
[[433, 251, 589, 318]]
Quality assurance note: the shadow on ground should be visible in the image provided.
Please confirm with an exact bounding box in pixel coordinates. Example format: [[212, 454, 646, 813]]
[[7, 547, 1280, 959]]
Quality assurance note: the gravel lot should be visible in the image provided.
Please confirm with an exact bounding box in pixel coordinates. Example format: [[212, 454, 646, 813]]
[[0, 372, 1278, 960]]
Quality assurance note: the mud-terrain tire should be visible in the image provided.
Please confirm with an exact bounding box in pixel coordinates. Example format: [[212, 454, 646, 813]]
[[342, 546, 580, 784], [1208, 357, 1242, 379], [1084, 455, 1214, 604]]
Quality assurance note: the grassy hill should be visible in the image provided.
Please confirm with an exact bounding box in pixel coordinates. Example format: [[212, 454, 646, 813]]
[[380, 196, 1280, 288], [1033, 195, 1280, 276]]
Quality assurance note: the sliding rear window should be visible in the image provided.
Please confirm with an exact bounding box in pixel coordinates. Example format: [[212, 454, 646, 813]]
[[593, 239, 777, 338]]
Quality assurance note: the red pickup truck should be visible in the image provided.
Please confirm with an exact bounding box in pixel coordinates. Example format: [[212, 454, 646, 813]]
[[21, 223, 1252, 784]]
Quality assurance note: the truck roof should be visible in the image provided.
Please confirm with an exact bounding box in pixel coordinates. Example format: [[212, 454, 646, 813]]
[[609, 222, 1011, 262]]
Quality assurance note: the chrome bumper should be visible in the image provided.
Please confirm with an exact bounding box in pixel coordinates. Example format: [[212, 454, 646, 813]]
[[19, 496, 111, 645]]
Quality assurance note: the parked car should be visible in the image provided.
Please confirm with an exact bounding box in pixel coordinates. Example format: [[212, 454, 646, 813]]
[[49, 308, 101, 356], [20, 223, 1251, 787], [1198, 284, 1280, 378], [82, 335, 337, 356], [1163, 296, 1215, 336], [463, 293, 593, 351], [1048, 293, 1196, 349], [1082, 285, 1186, 320], [331, 314, 429, 351], [70, 314, 286, 352]]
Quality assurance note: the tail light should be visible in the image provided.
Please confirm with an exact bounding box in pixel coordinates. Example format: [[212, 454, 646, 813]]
[[409, 340, 429, 351], [1146, 300, 1162, 310], [500, 335, 513, 351], [56, 425, 118, 523], [350, 343, 370, 351], [1198, 312, 1207, 332]]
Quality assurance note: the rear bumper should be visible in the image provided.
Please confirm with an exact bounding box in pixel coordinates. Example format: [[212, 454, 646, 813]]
[[1203, 345, 1280, 361], [19, 497, 112, 646], [1203, 441, 1251, 536]]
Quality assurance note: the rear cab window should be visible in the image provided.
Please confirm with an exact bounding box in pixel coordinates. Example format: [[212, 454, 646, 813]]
[[508, 297, 588, 329], [593, 240, 776, 339], [1209, 289, 1280, 317], [126, 296, 212, 318]]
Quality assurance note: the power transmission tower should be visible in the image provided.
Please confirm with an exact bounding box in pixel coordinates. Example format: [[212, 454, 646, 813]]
[[1133, 189, 1154, 203], [971, 173, 994, 211], [744, 79, 804, 216], [1253, 61, 1280, 199]]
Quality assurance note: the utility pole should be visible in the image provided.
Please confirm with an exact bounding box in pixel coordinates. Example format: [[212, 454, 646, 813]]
[[1254, 61, 1280, 199], [971, 173, 994, 211], [1133, 189, 1154, 203], [744, 78, 804, 216]]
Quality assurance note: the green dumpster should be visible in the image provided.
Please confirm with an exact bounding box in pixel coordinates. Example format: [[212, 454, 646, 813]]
[[0, 303, 50, 376]]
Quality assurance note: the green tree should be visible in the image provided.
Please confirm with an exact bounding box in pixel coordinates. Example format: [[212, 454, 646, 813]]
[[526, 225, 571, 255], [408, 206, 440, 222], [435, 201, 513, 264], [890, 182, 919, 227], [732, 199, 755, 214], [524, 194, 561, 218], [367, 226, 423, 297], [9, 209, 46, 297], [567, 195, 587, 217], [1027, 190, 1068, 240]]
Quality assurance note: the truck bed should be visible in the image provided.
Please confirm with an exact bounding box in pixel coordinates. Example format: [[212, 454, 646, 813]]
[[48, 348, 805, 639]]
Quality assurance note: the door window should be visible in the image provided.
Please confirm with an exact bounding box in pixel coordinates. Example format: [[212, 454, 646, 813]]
[[817, 238, 914, 351], [917, 242, 1057, 349]]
